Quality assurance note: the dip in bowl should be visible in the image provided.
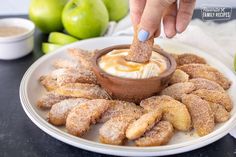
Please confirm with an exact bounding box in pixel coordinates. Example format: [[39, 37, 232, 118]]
[[92, 44, 177, 103], [0, 18, 35, 60]]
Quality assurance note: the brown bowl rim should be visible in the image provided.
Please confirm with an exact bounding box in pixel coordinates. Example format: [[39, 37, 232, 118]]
[[92, 44, 177, 81]]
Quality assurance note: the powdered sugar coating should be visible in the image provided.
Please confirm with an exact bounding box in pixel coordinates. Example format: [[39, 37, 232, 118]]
[[49, 98, 88, 125], [182, 94, 215, 136], [37, 92, 69, 109], [99, 100, 143, 123], [179, 64, 231, 89], [190, 78, 224, 92], [66, 99, 111, 136], [54, 83, 110, 100], [161, 82, 195, 100], [135, 121, 174, 146]]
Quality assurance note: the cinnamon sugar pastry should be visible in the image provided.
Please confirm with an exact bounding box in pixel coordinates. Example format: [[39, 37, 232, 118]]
[[99, 115, 137, 145], [49, 98, 88, 125], [37, 92, 69, 109], [208, 102, 230, 123], [182, 94, 215, 136], [135, 121, 174, 146], [189, 78, 224, 92], [99, 100, 143, 123], [178, 64, 231, 89], [175, 53, 206, 66], [125, 26, 154, 63], [169, 69, 189, 85], [192, 89, 232, 111], [51, 68, 97, 86], [126, 109, 162, 140], [161, 82, 195, 101], [140, 95, 192, 131], [54, 83, 110, 100], [66, 99, 111, 136]]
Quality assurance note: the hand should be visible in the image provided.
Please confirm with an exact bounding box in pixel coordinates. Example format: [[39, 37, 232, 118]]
[[130, 0, 196, 41]]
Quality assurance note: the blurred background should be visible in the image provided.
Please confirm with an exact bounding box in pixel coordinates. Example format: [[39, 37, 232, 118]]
[[0, 0, 235, 61], [1, 0, 236, 15]]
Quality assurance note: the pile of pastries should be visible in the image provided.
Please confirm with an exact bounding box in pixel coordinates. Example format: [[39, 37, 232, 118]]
[[37, 48, 232, 146]]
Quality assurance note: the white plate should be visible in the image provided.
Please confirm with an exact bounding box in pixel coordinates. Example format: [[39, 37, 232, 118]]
[[20, 36, 236, 156]]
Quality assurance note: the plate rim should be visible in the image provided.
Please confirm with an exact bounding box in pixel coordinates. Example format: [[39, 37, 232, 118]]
[[19, 36, 236, 156]]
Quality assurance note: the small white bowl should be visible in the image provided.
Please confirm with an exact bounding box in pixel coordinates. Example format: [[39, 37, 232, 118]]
[[0, 18, 35, 60]]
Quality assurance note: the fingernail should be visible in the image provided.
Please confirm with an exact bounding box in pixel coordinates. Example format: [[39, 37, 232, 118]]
[[138, 29, 149, 42]]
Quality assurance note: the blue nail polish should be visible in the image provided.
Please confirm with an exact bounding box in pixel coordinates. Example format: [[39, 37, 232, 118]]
[[138, 29, 149, 42]]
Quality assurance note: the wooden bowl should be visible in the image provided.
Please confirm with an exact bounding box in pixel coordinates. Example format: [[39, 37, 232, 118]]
[[92, 44, 176, 103]]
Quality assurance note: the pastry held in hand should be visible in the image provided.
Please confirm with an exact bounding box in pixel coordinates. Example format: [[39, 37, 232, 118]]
[[126, 26, 154, 63]]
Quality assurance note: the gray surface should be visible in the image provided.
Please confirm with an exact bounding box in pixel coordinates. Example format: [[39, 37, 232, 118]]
[[0, 12, 236, 157]]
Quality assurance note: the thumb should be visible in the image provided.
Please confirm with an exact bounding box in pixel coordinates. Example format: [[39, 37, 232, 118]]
[[138, 0, 175, 41]]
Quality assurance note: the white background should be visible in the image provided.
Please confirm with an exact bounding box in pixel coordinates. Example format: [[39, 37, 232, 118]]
[[0, 0, 236, 15]]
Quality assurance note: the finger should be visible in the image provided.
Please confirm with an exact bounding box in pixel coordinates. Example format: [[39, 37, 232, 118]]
[[176, 0, 196, 33], [163, 2, 177, 38], [154, 28, 161, 37], [139, 0, 175, 41], [130, 0, 146, 25]]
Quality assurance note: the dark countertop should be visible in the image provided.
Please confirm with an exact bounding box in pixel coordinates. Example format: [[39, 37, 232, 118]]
[[0, 11, 236, 157]]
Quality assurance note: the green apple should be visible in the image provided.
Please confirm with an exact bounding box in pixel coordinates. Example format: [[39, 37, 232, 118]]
[[103, 0, 129, 21], [48, 32, 78, 45], [42, 43, 62, 54], [62, 0, 109, 39], [29, 0, 67, 33]]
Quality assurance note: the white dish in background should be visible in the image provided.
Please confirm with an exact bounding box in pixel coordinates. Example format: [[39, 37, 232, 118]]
[[20, 36, 236, 156], [0, 18, 35, 60]]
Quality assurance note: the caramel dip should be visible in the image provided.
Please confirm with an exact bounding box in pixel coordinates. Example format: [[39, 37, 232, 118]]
[[98, 49, 168, 79]]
